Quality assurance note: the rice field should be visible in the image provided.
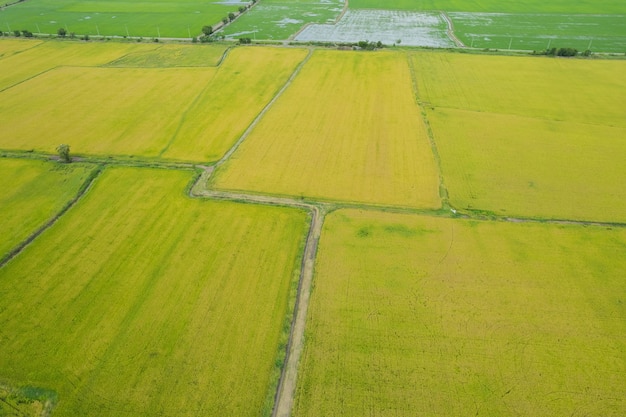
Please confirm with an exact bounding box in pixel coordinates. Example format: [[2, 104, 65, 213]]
[[348, 0, 626, 14], [0, 65, 217, 157], [450, 12, 626, 53], [0, 158, 95, 261], [411, 52, 626, 221], [220, 0, 344, 41], [0, 40, 156, 91], [160, 46, 309, 161], [0, 167, 309, 416], [0, 44, 308, 162], [294, 209, 626, 416], [0, 0, 241, 38], [212, 49, 440, 208], [294, 10, 454, 47]]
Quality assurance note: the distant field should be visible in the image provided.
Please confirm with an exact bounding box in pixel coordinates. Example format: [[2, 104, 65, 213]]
[[220, 0, 344, 41], [348, 0, 626, 14], [212, 50, 440, 208], [0, 0, 239, 38], [295, 10, 454, 47], [0, 44, 308, 162], [0, 158, 95, 260], [411, 52, 626, 221], [295, 209, 626, 416], [0, 40, 156, 91], [105, 43, 229, 67], [451, 13, 626, 53], [0, 167, 309, 416]]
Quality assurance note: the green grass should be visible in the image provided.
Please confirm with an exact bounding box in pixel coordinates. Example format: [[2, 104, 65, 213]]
[[294, 209, 626, 416], [348, 0, 626, 14], [0, 0, 239, 38], [0, 157, 95, 261], [0, 166, 309, 416], [219, 0, 344, 40]]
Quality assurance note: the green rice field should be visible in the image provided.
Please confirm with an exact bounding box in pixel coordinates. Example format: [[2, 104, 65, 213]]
[[0, 0, 240, 38]]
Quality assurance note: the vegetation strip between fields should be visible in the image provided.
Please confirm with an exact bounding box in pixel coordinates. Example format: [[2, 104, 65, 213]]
[[0, 164, 103, 268]]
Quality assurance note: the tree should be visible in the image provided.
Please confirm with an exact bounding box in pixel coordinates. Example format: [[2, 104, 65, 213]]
[[238, 6, 246, 13], [56, 144, 71, 163], [222, 17, 229, 25], [21, 30, 33, 37], [228, 12, 236, 22], [202, 25, 213, 36], [57, 27, 67, 37]]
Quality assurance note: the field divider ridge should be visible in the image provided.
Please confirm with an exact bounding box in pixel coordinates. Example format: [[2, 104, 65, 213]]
[[0, 164, 104, 268], [406, 53, 451, 211], [212, 47, 313, 169]]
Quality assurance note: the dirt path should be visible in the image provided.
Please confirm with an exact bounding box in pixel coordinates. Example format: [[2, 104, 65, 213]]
[[440, 11, 465, 48]]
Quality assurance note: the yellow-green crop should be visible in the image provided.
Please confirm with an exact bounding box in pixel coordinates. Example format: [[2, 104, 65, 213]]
[[295, 209, 626, 416], [0, 167, 309, 416], [411, 51, 626, 221], [213, 50, 441, 209], [0, 158, 95, 260]]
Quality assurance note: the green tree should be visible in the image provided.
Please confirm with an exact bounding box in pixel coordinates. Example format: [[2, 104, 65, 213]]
[[228, 12, 236, 22], [57, 27, 67, 37], [56, 144, 71, 163], [202, 25, 213, 36], [222, 17, 229, 25]]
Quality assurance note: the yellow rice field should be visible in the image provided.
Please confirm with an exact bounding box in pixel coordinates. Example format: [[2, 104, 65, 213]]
[[0, 66, 216, 157], [0, 44, 308, 162], [295, 209, 626, 416], [161, 46, 309, 161], [0, 40, 157, 91], [212, 50, 441, 209]]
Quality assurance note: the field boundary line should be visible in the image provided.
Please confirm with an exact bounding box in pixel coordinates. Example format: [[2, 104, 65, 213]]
[[0, 65, 60, 93], [213, 47, 313, 169], [0, 164, 103, 268], [189, 174, 325, 417], [406, 53, 450, 210]]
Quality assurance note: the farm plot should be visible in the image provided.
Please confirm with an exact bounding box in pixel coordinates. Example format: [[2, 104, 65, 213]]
[[294, 209, 626, 416], [295, 10, 454, 47], [347, 0, 626, 14], [427, 109, 626, 222], [0, 167, 309, 417], [450, 13, 626, 53], [0, 0, 240, 38], [411, 52, 626, 221], [212, 50, 440, 209], [0, 158, 95, 261], [0, 40, 156, 91], [0, 39, 43, 58], [220, 0, 344, 41], [105, 43, 229, 67], [161, 46, 309, 161], [0, 65, 217, 157], [0, 45, 307, 161]]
